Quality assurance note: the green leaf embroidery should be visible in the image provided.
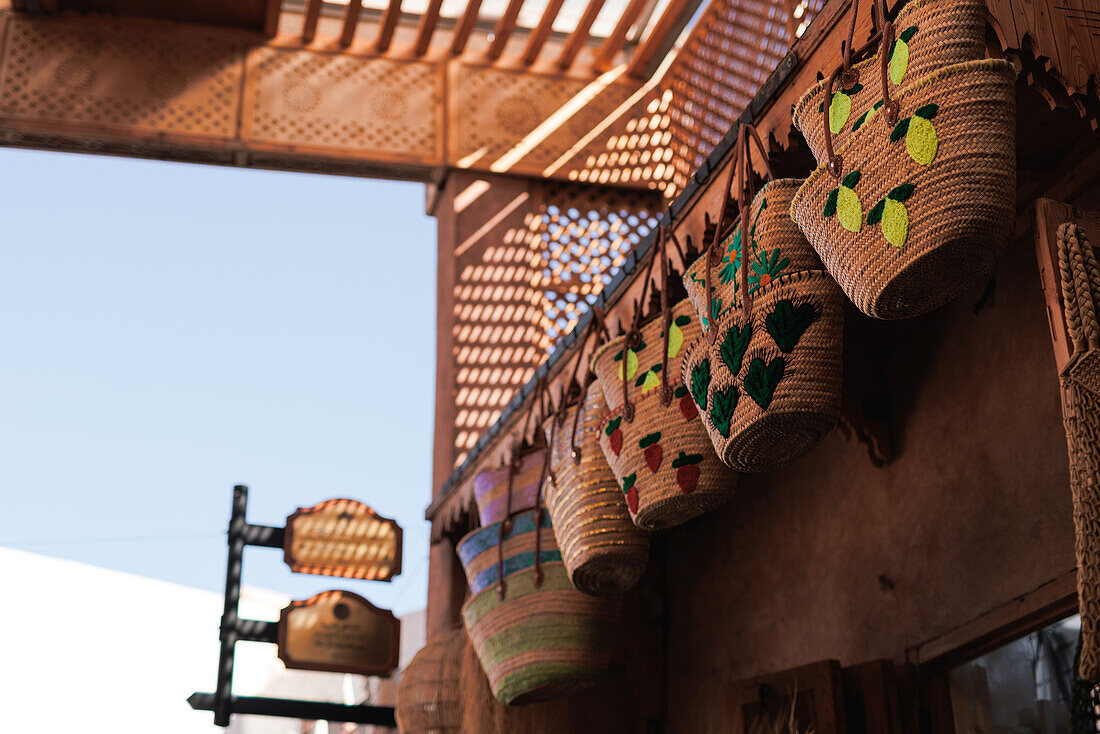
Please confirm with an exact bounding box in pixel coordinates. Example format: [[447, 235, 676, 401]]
[[851, 109, 871, 132], [823, 188, 839, 218], [867, 198, 886, 226], [765, 300, 820, 353], [719, 322, 752, 374], [622, 473, 636, 492], [674, 314, 691, 327], [639, 431, 662, 449], [690, 358, 711, 411], [604, 416, 622, 436], [671, 451, 702, 468], [674, 385, 688, 398], [890, 117, 911, 142], [841, 82, 864, 95], [888, 183, 915, 202], [710, 385, 739, 438], [914, 103, 938, 120], [899, 25, 917, 42], [841, 170, 861, 189], [743, 356, 786, 409]]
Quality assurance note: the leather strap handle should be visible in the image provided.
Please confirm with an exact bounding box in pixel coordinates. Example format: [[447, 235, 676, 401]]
[[620, 225, 664, 422], [705, 126, 743, 344]]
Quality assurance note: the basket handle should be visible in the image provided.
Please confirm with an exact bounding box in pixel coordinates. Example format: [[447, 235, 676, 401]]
[[824, 0, 896, 178], [498, 376, 552, 599], [736, 124, 776, 320], [564, 306, 609, 465], [620, 223, 665, 422], [704, 126, 743, 344]]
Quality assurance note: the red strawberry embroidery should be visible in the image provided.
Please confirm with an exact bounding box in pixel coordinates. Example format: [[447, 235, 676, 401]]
[[671, 452, 703, 494], [622, 473, 638, 514], [639, 431, 663, 474], [605, 416, 623, 456], [675, 385, 697, 421]]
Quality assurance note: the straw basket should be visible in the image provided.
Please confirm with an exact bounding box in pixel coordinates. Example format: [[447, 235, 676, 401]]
[[395, 628, 464, 734], [473, 450, 545, 526], [591, 297, 736, 530], [462, 561, 620, 705], [792, 0, 986, 165], [457, 509, 559, 595], [542, 384, 649, 596], [683, 178, 822, 332], [791, 59, 1017, 320], [681, 269, 844, 472]]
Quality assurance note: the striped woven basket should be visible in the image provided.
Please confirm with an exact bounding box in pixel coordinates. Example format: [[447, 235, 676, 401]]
[[462, 561, 620, 705], [792, 0, 986, 166], [473, 450, 545, 526], [591, 297, 736, 530], [542, 382, 649, 596], [395, 628, 464, 734], [791, 58, 1017, 320], [457, 509, 559, 595], [683, 177, 822, 333], [680, 270, 844, 472]]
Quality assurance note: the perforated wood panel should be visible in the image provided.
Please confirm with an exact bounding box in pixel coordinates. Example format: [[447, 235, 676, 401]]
[[0, 15, 244, 138], [560, 0, 824, 198], [449, 177, 660, 466], [243, 48, 442, 163], [452, 65, 591, 166]]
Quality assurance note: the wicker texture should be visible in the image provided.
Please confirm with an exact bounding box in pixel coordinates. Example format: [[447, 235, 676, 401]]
[[474, 451, 545, 526], [791, 59, 1017, 320], [542, 385, 650, 596], [1057, 222, 1100, 680], [395, 628, 464, 734], [457, 510, 560, 595], [792, 0, 986, 165], [591, 298, 736, 530], [681, 269, 844, 472], [683, 178, 823, 332], [461, 561, 619, 705]]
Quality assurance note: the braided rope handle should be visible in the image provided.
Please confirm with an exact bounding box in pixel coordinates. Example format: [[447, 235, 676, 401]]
[[1058, 222, 1100, 355]]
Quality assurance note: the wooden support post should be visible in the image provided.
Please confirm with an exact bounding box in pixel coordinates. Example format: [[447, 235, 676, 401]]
[[487, 0, 526, 60], [375, 0, 403, 52], [449, 0, 483, 55], [593, 0, 649, 71], [339, 0, 363, 47], [521, 0, 565, 65], [556, 0, 608, 69], [300, 0, 321, 43]]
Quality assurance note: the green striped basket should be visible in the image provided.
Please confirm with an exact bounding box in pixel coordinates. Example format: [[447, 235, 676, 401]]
[[461, 561, 620, 705]]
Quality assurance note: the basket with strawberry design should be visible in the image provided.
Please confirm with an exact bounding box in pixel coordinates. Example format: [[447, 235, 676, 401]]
[[792, 0, 986, 167], [791, 56, 1016, 319], [591, 225, 736, 531], [541, 311, 650, 596]]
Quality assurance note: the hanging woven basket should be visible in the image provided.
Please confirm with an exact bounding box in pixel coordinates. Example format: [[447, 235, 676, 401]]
[[591, 226, 736, 531], [542, 383, 650, 596], [395, 628, 464, 734], [681, 269, 844, 472], [791, 58, 1017, 319], [462, 561, 620, 706], [792, 0, 986, 166], [457, 508, 559, 595], [474, 449, 546, 527], [681, 124, 845, 471]]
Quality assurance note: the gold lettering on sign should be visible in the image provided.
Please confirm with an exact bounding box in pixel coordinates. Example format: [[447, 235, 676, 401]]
[[277, 590, 400, 677]]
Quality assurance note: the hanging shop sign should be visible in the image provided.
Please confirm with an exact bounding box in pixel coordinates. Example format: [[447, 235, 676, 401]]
[[278, 590, 401, 678], [284, 499, 402, 581]]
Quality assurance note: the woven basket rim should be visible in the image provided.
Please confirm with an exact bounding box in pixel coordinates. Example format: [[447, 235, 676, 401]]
[[790, 0, 976, 127], [457, 508, 546, 556], [712, 266, 832, 318], [461, 560, 571, 611], [588, 297, 694, 371], [790, 57, 1016, 214]]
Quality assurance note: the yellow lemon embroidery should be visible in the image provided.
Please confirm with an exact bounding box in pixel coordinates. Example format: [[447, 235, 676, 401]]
[[639, 370, 661, 393], [822, 83, 863, 133], [888, 26, 917, 86], [665, 314, 690, 359], [891, 104, 939, 166], [868, 183, 915, 248], [617, 349, 639, 382], [823, 170, 864, 234]]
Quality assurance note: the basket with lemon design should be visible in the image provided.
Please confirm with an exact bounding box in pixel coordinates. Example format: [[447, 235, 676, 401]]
[[791, 58, 1017, 319], [792, 0, 986, 166], [590, 225, 735, 531]]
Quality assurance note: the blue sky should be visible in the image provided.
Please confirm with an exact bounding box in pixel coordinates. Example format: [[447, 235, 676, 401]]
[[0, 148, 436, 617]]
